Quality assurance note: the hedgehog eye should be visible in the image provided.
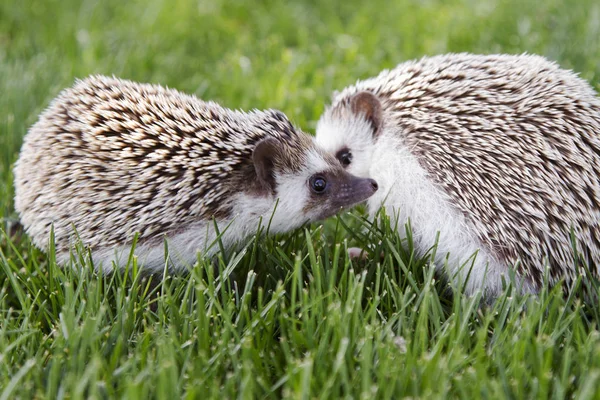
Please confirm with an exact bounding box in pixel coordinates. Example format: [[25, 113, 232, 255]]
[[309, 175, 328, 194], [336, 148, 353, 167]]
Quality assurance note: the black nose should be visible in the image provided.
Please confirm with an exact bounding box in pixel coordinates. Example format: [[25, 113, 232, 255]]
[[369, 179, 378, 191]]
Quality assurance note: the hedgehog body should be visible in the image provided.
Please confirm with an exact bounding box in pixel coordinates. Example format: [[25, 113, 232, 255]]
[[14, 75, 378, 272], [316, 53, 600, 297]]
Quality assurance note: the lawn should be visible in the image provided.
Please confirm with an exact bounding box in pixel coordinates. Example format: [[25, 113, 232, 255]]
[[2, 0, 600, 398]]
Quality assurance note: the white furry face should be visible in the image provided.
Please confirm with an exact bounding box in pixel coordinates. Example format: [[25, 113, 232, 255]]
[[265, 149, 324, 232], [315, 112, 378, 179], [269, 148, 379, 231]]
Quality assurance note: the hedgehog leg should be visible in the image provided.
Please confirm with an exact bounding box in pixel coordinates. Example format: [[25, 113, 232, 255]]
[[348, 247, 368, 260], [347, 247, 386, 261]]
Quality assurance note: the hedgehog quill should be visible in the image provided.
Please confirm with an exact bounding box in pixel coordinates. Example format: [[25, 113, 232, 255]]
[[316, 53, 600, 298], [14, 75, 378, 272]]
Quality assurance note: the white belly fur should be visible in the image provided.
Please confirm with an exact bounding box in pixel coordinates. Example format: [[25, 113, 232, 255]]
[[367, 135, 527, 297], [66, 218, 242, 274], [60, 193, 279, 274]]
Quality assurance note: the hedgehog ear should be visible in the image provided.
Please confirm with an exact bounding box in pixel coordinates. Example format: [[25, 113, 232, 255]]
[[252, 137, 281, 192], [349, 91, 382, 137]]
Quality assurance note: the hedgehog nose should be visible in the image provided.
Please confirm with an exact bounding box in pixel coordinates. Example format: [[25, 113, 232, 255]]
[[368, 179, 378, 192]]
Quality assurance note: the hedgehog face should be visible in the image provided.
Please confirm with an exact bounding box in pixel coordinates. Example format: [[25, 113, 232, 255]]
[[252, 138, 378, 232], [315, 91, 383, 179]]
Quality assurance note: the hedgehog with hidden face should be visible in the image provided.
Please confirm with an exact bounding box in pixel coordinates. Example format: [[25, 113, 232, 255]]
[[316, 53, 600, 298]]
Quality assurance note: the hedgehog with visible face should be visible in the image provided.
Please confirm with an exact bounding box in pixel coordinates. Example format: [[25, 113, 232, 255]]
[[14, 75, 378, 272], [316, 53, 600, 299]]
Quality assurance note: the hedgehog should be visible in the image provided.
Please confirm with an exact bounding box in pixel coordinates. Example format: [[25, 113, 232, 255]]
[[14, 75, 379, 272], [315, 53, 600, 298]]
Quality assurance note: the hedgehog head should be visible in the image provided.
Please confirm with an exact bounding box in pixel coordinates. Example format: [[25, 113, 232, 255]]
[[249, 134, 379, 232], [315, 91, 383, 178]]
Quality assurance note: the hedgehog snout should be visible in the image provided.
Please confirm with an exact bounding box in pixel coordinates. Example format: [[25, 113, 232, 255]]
[[368, 179, 378, 191], [336, 176, 378, 206]]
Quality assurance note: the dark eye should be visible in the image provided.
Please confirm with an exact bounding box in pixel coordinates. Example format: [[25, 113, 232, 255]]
[[309, 176, 328, 194], [336, 148, 353, 167]]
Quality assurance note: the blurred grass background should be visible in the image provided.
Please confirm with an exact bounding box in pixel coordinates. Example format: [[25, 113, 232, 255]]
[[2, 0, 600, 397]]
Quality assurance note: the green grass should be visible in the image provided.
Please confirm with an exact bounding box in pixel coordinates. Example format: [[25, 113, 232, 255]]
[[2, 0, 600, 398]]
